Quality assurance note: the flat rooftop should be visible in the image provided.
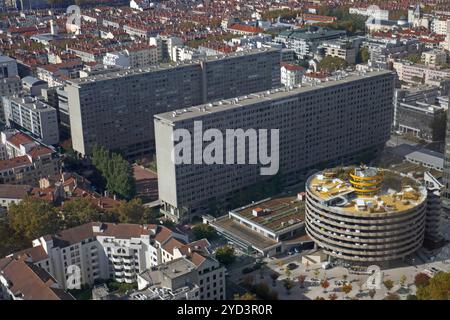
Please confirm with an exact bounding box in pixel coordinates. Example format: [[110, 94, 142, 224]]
[[67, 47, 279, 86], [232, 196, 305, 233], [155, 69, 393, 123], [213, 217, 278, 250], [307, 166, 427, 215]]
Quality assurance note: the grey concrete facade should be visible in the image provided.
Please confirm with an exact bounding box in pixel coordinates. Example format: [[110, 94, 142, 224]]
[[66, 48, 281, 157], [154, 70, 395, 222]]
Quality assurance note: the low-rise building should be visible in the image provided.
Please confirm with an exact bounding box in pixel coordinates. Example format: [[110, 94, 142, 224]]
[[0, 184, 32, 212], [0, 130, 60, 185], [280, 63, 305, 87], [205, 195, 311, 257], [422, 50, 447, 67], [393, 61, 450, 86], [0, 256, 74, 300]]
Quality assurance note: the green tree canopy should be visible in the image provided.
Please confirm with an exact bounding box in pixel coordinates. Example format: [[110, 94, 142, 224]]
[[8, 197, 60, 241], [192, 224, 217, 241], [92, 145, 136, 200], [215, 246, 236, 266], [61, 198, 102, 228], [357, 47, 370, 64], [417, 272, 450, 300], [318, 56, 348, 72], [112, 198, 150, 224]]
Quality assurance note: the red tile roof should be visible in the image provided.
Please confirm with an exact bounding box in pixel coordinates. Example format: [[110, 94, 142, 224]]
[[0, 155, 31, 171]]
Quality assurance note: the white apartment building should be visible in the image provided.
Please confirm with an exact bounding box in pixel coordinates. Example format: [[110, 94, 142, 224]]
[[431, 18, 450, 35], [137, 248, 226, 300], [2, 96, 59, 145], [422, 50, 447, 66], [349, 7, 390, 21], [5, 221, 225, 300], [171, 46, 206, 62], [393, 61, 450, 86], [280, 63, 305, 87], [103, 45, 159, 69]]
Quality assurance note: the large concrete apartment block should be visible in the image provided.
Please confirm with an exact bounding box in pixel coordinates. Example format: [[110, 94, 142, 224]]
[[154, 70, 395, 222], [66, 48, 281, 157]]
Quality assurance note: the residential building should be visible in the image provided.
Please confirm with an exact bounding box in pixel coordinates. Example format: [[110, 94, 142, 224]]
[[0, 256, 74, 300], [0, 130, 60, 186], [154, 70, 395, 221], [322, 39, 357, 64], [0, 56, 21, 122], [205, 195, 312, 257], [393, 87, 447, 142], [3, 96, 59, 145], [0, 184, 32, 212], [393, 61, 450, 86], [365, 38, 422, 69], [305, 166, 427, 265], [349, 7, 390, 21], [275, 27, 346, 59], [1, 221, 221, 297], [280, 63, 305, 87], [21, 76, 48, 97], [36, 60, 84, 87], [66, 48, 281, 157], [422, 50, 447, 66], [0, 55, 18, 79], [440, 94, 450, 210], [137, 251, 226, 300], [103, 44, 159, 69]]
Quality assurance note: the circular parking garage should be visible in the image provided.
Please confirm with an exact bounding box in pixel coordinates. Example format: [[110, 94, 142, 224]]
[[305, 165, 427, 265]]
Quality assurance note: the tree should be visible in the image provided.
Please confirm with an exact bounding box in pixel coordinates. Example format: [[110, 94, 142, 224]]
[[0, 222, 29, 257], [328, 293, 338, 300], [321, 279, 330, 293], [406, 294, 418, 300], [61, 198, 102, 228], [215, 246, 235, 266], [317, 56, 348, 72], [357, 47, 370, 64], [383, 279, 394, 292], [112, 198, 149, 224], [342, 283, 352, 296], [8, 197, 60, 241], [298, 275, 306, 288], [342, 274, 348, 282], [417, 271, 450, 300], [414, 273, 431, 288], [314, 296, 325, 300], [399, 275, 407, 288], [91, 145, 136, 200], [404, 53, 422, 64], [368, 289, 376, 299], [270, 273, 279, 287], [234, 292, 256, 300], [283, 279, 294, 295], [192, 224, 217, 241]]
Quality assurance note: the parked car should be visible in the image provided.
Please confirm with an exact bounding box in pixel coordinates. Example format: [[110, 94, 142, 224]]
[[287, 263, 298, 270]]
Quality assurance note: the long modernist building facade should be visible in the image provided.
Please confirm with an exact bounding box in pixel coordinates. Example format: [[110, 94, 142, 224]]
[[66, 48, 281, 158], [155, 70, 395, 222], [305, 166, 427, 264]]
